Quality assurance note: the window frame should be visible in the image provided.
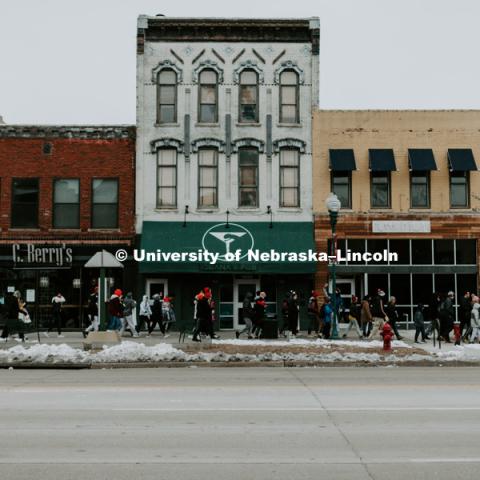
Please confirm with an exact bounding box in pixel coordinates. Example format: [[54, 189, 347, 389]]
[[90, 177, 119, 230], [449, 171, 470, 209], [279, 148, 300, 208], [279, 70, 299, 124], [198, 69, 218, 124], [410, 171, 430, 209], [370, 171, 391, 209], [52, 178, 80, 229], [157, 68, 177, 124], [156, 148, 178, 209], [238, 147, 259, 208], [197, 148, 219, 209], [11, 177, 40, 229], [330, 171, 352, 209], [238, 69, 259, 123]]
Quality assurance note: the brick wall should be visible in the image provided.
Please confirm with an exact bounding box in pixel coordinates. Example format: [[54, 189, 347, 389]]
[[0, 130, 136, 244]]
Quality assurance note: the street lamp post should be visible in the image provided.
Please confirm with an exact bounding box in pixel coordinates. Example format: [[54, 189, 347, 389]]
[[326, 192, 341, 339]]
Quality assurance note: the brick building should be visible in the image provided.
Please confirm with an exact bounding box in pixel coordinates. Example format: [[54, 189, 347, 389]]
[[313, 110, 480, 323], [0, 125, 136, 330]]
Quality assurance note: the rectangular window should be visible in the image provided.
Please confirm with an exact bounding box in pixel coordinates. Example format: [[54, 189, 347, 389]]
[[410, 172, 430, 208], [199, 70, 218, 123], [239, 70, 258, 123], [331, 172, 351, 209], [92, 179, 118, 229], [456, 240, 476, 265], [11, 178, 39, 228], [450, 172, 469, 208], [157, 149, 177, 208], [53, 179, 80, 228], [370, 172, 390, 208], [198, 149, 218, 208], [238, 148, 259, 207], [280, 149, 300, 207], [279, 71, 299, 123], [157, 69, 177, 123]]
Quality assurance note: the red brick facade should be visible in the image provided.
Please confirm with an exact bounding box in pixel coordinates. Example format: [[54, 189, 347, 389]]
[[0, 126, 136, 245]]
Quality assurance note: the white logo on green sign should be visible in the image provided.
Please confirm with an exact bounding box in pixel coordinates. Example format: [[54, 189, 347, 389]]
[[202, 223, 254, 261]]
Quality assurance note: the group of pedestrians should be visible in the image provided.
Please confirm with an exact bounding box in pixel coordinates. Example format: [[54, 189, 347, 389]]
[[236, 291, 267, 339]]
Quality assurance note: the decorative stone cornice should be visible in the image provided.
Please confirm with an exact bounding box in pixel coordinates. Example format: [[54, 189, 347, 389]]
[[151, 59, 183, 83], [150, 138, 184, 153], [0, 125, 135, 139], [273, 61, 305, 84], [232, 60, 264, 84], [232, 138, 265, 153], [191, 137, 226, 153], [273, 138, 306, 153], [192, 60, 224, 83]]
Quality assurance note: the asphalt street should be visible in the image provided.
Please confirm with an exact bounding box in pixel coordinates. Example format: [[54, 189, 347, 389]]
[[0, 367, 479, 480]]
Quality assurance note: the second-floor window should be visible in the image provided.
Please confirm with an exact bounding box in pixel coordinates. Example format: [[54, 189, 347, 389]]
[[450, 171, 469, 208], [279, 70, 299, 123], [280, 149, 300, 207], [331, 172, 352, 209], [198, 69, 218, 123], [92, 179, 118, 229], [371, 172, 391, 208], [410, 172, 430, 208], [239, 69, 258, 123], [11, 178, 39, 228], [198, 148, 218, 208], [157, 149, 177, 208], [238, 147, 259, 207], [53, 179, 80, 228], [157, 69, 177, 124]]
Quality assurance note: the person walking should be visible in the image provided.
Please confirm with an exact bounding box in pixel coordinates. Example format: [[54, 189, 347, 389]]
[[0, 290, 25, 343], [425, 292, 441, 340], [84, 287, 99, 336], [414, 303, 427, 343], [148, 293, 164, 336], [385, 296, 403, 340], [459, 291, 472, 341], [120, 292, 138, 337], [321, 297, 333, 339], [138, 294, 152, 334], [46, 292, 66, 338], [307, 291, 320, 337], [439, 291, 455, 343], [469, 296, 480, 343], [107, 289, 123, 331], [192, 287, 215, 342], [342, 295, 363, 339], [162, 295, 176, 335], [368, 289, 387, 339], [287, 291, 299, 339], [360, 295, 373, 338], [236, 292, 254, 339], [253, 291, 267, 339]]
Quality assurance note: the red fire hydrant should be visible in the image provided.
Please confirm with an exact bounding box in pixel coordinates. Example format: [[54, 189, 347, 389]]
[[453, 321, 462, 346], [381, 322, 394, 351]]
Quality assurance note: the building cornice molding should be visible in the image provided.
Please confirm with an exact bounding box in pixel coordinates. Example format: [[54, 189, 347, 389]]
[[150, 137, 184, 153], [273, 138, 306, 153], [232, 137, 265, 153], [151, 59, 183, 83], [232, 60, 264, 84], [274, 60, 305, 84], [191, 137, 226, 153], [0, 125, 135, 139], [192, 60, 224, 83]]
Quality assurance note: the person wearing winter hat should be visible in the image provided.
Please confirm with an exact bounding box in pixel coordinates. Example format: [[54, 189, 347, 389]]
[[107, 289, 123, 331], [192, 287, 216, 341], [120, 292, 138, 337], [368, 288, 387, 339]]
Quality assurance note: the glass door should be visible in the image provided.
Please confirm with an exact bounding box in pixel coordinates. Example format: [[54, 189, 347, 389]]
[[233, 278, 260, 330]]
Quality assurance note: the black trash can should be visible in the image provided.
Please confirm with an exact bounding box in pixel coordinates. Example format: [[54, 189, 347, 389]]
[[260, 314, 278, 339]]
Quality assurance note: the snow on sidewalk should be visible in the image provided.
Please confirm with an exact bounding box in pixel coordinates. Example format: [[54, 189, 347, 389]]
[[1, 339, 479, 365]]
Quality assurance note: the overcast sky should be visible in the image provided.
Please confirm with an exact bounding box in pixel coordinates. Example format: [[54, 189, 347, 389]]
[[0, 0, 479, 124]]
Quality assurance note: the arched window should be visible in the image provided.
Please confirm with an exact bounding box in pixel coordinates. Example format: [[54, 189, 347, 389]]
[[157, 69, 177, 124], [279, 70, 299, 124], [239, 69, 258, 123], [198, 69, 218, 123]]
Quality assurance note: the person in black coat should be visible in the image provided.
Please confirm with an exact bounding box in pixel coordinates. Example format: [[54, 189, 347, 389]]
[[385, 296, 403, 340], [1, 291, 24, 342], [287, 291, 299, 338], [148, 293, 164, 336]]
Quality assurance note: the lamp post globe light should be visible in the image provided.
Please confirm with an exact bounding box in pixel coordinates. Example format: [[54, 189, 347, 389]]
[[325, 192, 341, 339]]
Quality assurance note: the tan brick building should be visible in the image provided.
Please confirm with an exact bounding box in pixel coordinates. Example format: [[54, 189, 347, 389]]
[[313, 110, 480, 323]]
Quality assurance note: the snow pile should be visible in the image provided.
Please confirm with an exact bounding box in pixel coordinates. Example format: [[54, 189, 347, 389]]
[[92, 341, 186, 363], [213, 338, 411, 349], [434, 345, 480, 362], [0, 343, 88, 364]]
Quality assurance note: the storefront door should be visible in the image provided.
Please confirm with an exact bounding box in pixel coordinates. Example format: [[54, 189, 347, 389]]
[[233, 279, 260, 330], [146, 278, 168, 299]]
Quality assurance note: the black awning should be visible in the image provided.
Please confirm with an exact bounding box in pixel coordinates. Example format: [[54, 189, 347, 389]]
[[329, 149, 356, 171], [369, 149, 396, 171], [448, 149, 478, 171], [408, 149, 437, 171]]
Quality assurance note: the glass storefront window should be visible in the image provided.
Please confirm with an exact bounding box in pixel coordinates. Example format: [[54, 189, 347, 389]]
[[457, 274, 477, 297], [389, 239, 410, 265], [389, 274, 411, 305], [434, 240, 454, 265], [412, 239, 432, 265], [412, 274, 433, 306], [368, 273, 388, 297], [434, 274, 455, 298], [366, 239, 388, 264], [346, 239, 366, 265], [456, 240, 476, 265]]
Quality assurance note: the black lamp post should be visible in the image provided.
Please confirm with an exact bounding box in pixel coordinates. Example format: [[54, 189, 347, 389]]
[[182, 205, 189, 227], [326, 192, 341, 339], [267, 205, 273, 228]]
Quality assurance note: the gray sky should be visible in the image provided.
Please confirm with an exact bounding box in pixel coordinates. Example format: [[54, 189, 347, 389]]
[[0, 0, 479, 124]]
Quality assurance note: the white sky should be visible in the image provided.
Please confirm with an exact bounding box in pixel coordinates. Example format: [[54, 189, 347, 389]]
[[0, 0, 479, 124]]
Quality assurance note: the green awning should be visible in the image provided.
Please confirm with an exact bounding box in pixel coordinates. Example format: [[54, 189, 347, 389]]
[[369, 149, 396, 171], [139, 221, 316, 274], [448, 149, 477, 171], [408, 149, 437, 171], [329, 149, 356, 171]]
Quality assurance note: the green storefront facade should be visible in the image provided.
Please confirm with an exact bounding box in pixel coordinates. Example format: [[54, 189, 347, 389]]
[[137, 221, 316, 332]]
